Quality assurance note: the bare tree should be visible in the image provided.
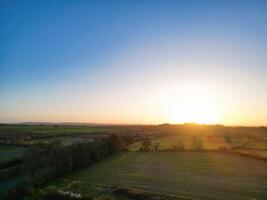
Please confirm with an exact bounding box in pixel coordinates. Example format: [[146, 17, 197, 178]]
[[153, 141, 160, 151], [192, 136, 203, 151], [177, 140, 185, 151], [142, 138, 152, 151]]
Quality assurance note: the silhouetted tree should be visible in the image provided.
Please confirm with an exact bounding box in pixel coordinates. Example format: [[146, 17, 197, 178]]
[[52, 147, 72, 174], [142, 138, 152, 151], [153, 141, 160, 151], [192, 136, 203, 151], [109, 133, 124, 152], [177, 140, 185, 151]]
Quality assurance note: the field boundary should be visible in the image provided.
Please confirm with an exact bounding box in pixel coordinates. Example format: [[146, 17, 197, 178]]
[[84, 183, 198, 200], [144, 149, 267, 162], [222, 150, 267, 162]]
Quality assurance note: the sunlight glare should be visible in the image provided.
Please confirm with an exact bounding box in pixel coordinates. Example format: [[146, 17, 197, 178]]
[[157, 82, 221, 124]]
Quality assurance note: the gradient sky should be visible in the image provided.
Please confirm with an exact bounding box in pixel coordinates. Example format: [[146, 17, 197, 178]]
[[1, 0, 267, 125]]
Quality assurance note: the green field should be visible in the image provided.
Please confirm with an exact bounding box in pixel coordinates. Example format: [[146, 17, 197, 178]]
[[0, 125, 122, 137], [130, 135, 230, 151], [1, 125, 267, 199], [233, 149, 267, 159], [243, 141, 267, 150], [49, 152, 267, 200], [0, 145, 26, 163], [20, 136, 95, 146], [129, 135, 267, 161]]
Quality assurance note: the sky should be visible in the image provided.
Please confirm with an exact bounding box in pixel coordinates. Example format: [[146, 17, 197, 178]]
[[1, 0, 267, 125]]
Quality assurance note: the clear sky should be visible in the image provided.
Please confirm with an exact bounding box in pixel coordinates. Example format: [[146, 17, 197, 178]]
[[1, 0, 267, 125]]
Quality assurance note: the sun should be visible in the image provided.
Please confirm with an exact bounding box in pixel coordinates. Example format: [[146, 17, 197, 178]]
[[167, 98, 219, 124], [157, 82, 221, 124]]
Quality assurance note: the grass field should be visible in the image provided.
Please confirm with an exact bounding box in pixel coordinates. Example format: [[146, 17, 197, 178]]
[[20, 136, 95, 146], [0, 125, 123, 137], [243, 141, 267, 150], [1, 125, 266, 199], [0, 145, 26, 163], [130, 135, 231, 151], [50, 152, 267, 200], [233, 149, 267, 159]]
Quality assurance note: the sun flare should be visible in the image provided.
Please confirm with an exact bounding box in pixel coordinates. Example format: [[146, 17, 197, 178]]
[[167, 99, 220, 124], [157, 82, 221, 124]]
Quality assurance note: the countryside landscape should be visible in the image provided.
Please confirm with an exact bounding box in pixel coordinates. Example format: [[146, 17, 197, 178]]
[[1, 0, 267, 200], [0, 124, 267, 199]]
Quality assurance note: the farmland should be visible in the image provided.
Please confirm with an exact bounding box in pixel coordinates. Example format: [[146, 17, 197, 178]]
[[2, 1, 267, 200], [47, 152, 267, 200], [0, 124, 267, 200], [0, 124, 130, 148], [0, 145, 26, 163], [129, 135, 230, 150], [0, 124, 123, 138]]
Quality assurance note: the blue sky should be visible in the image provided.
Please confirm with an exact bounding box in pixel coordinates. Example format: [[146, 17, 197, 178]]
[[1, 0, 267, 125]]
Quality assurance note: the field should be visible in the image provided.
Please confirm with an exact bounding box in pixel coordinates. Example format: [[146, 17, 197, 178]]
[[232, 149, 267, 159], [0, 125, 121, 162], [130, 135, 230, 151], [129, 134, 267, 160], [0, 125, 128, 147], [1, 124, 267, 199], [0, 125, 123, 137], [49, 152, 267, 200], [20, 135, 95, 146], [0, 145, 26, 163]]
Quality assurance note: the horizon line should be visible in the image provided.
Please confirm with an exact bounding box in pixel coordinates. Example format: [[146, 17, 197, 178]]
[[1, 121, 266, 128]]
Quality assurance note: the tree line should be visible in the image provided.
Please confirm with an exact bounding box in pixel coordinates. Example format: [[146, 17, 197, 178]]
[[1, 133, 130, 200], [139, 136, 203, 151]]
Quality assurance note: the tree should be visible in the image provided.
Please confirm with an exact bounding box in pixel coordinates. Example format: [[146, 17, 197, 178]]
[[142, 138, 152, 151], [223, 132, 232, 144], [177, 140, 185, 151], [121, 135, 135, 147], [52, 147, 72, 174], [192, 136, 203, 151], [109, 133, 124, 152], [23, 143, 54, 177], [172, 144, 178, 151], [153, 141, 160, 151]]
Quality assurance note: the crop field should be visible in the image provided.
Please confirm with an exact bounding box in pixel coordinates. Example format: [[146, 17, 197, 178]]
[[0, 145, 26, 163], [50, 152, 267, 200]]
